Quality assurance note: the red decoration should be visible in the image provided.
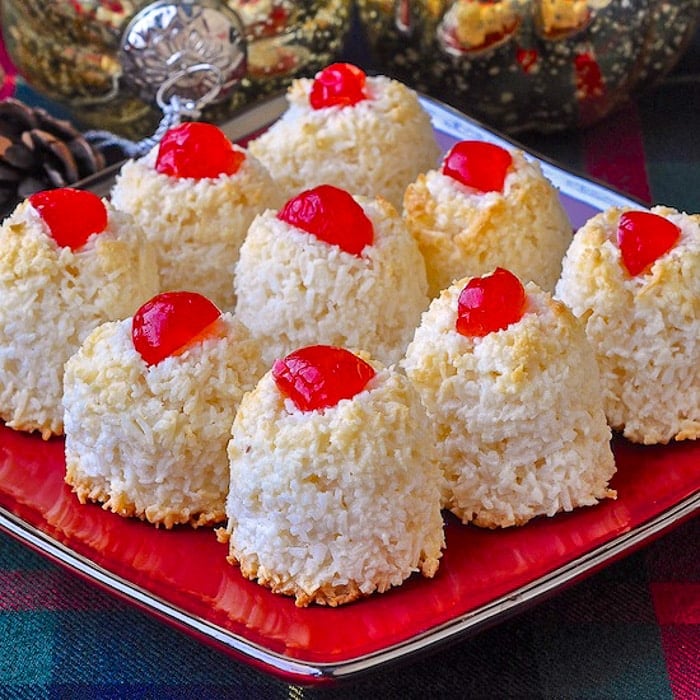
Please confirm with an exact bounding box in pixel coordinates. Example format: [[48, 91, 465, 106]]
[[29, 187, 107, 250], [132, 291, 222, 366], [443, 140, 513, 193], [616, 210, 680, 276], [456, 267, 526, 337], [277, 184, 374, 255], [156, 122, 244, 180], [272, 344, 376, 412], [309, 63, 367, 109]]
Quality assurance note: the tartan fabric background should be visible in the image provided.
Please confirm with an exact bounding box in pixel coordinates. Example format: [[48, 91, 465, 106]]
[[1, 519, 696, 698], [0, 12, 698, 700]]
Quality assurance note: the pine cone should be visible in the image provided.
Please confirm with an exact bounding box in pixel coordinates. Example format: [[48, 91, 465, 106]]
[[0, 98, 106, 218]]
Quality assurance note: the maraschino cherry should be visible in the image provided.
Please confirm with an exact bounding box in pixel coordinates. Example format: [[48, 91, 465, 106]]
[[277, 184, 374, 255], [616, 210, 680, 276], [155, 122, 244, 179], [456, 267, 526, 337], [29, 187, 108, 250], [272, 345, 376, 412], [309, 63, 367, 109], [132, 291, 222, 366], [442, 140, 513, 193]]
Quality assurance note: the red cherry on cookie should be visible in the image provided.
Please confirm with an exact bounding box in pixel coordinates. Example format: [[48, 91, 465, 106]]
[[29, 187, 107, 250], [155, 122, 244, 179], [456, 267, 526, 337], [272, 345, 376, 412], [132, 291, 222, 366], [309, 62, 367, 109], [277, 184, 374, 255], [616, 210, 680, 276], [442, 140, 513, 193]]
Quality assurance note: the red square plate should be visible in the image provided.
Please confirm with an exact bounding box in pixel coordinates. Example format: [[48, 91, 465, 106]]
[[1, 94, 697, 685]]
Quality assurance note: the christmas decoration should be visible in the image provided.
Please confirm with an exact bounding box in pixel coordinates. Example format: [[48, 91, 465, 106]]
[[0, 98, 106, 217]]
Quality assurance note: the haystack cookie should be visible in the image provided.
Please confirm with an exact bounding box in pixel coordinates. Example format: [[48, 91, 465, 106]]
[[402, 267, 616, 528], [403, 139, 572, 297], [63, 291, 266, 528], [220, 344, 444, 606], [0, 187, 158, 439], [110, 121, 282, 310], [555, 205, 700, 444], [247, 63, 440, 209], [234, 184, 429, 367]]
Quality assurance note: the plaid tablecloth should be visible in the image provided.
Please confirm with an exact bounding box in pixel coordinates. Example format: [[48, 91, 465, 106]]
[[0, 16, 698, 700]]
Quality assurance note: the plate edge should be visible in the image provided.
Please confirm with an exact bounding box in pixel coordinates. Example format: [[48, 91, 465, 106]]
[[1, 492, 697, 683]]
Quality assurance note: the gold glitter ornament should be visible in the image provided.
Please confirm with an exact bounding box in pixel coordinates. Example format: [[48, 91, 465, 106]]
[[356, 0, 700, 133]]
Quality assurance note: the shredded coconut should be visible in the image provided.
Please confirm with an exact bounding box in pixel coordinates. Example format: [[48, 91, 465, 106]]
[[0, 200, 159, 438], [248, 75, 441, 209], [402, 278, 616, 527], [110, 145, 282, 310], [234, 195, 429, 367], [63, 313, 266, 527], [555, 205, 700, 444], [403, 149, 572, 297], [223, 362, 444, 606]]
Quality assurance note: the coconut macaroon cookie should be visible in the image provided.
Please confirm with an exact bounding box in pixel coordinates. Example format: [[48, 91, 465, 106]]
[[403, 139, 572, 298], [63, 291, 266, 528], [221, 344, 444, 606], [234, 184, 429, 367], [555, 205, 700, 444], [110, 121, 281, 310], [247, 63, 440, 209], [0, 187, 158, 439], [402, 268, 616, 528]]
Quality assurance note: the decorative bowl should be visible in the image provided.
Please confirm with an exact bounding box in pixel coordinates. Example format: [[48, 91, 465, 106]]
[[0, 0, 353, 139]]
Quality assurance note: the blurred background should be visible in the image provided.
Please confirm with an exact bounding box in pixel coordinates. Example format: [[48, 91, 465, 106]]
[[1, 1, 698, 137]]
